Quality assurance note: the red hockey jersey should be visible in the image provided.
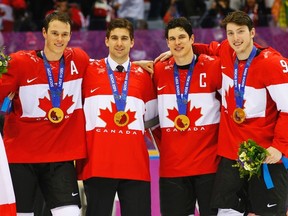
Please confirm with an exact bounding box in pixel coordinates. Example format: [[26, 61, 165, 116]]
[[195, 40, 288, 159], [77, 58, 158, 181], [153, 55, 222, 177], [0, 47, 90, 163]]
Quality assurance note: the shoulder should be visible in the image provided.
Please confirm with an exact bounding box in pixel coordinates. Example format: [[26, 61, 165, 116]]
[[86, 58, 106, 74], [255, 48, 288, 82], [154, 58, 174, 74], [256, 47, 286, 66], [89, 58, 105, 67], [196, 54, 221, 73], [198, 54, 220, 64], [10, 50, 40, 64], [64, 47, 90, 61], [130, 62, 151, 79]]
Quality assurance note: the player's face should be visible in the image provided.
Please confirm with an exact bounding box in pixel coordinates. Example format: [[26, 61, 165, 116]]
[[42, 20, 71, 59], [226, 23, 255, 59], [166, 27, 194, 61], [105, 28, 134, 64]]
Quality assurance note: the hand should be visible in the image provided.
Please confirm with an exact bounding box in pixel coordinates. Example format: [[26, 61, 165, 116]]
[[133, 60, 154, 75], [264, 146, 282, 164], [154, 51, 172, 63], [8, 92, 15, 100]]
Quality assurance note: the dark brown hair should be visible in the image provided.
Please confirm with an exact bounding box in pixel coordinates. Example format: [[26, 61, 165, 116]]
[[221, 10, 254, 31], [106, 18, 134, 40], [165, 17, 193, 39], [43, 11, 72, 32]]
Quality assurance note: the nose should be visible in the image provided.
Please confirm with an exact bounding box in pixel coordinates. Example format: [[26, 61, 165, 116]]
[[232, 33, 239, 41], [56, 35, 65, 41], [116, 38, 123, 46], [56, 36, 62, 41], [175, 38, 181, 44]]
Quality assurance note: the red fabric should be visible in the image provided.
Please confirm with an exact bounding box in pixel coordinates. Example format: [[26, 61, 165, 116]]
[[0, 48, 90, 163], [0, 203, 16, 216], [93, 1, 107, 17], [153, 55, 222, 177], [77, 59, 157, 181], [1, 0, 26, 9], [203, 40, 288, 159]]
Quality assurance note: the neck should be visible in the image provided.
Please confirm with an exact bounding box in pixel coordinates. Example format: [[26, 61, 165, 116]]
[[43, 49, 63, 61], [236, 45, 254, 60], [111, 55, 129, 65], [174, 50, 194, 66]]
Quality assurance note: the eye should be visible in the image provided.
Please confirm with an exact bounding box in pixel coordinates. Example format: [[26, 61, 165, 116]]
[[110, 36, 118, 40], [52, 32, 58, 36], [121, 36, 129, 41], [62, 33, 69, 37], [179, 35, 186, 40]]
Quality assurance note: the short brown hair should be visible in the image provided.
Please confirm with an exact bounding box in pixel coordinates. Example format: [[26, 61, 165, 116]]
[[221, 10, 254, 31], [165, 17, 193, 39], [43, 11, 72, 32], [106, 18, 134, 40]]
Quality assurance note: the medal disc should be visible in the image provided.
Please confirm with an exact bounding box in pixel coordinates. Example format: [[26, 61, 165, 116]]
[[114, 111, 129, 127], [174, 115, 190, 131], [233, 108, 246, 124], [48, 107, 64, 123]]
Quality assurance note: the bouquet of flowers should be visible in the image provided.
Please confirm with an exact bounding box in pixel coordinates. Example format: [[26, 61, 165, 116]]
[[0, 47, 10, 78], [233, 139, 269, 180]]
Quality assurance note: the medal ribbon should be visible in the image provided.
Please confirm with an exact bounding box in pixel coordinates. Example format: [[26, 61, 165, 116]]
[[42, 53, 65, 108], [0, 96, 12, 113], [106, 60, 131, 111], [263, 156, 288, 189], [233, 46, 257, 108], [174, 55, 196, 115]]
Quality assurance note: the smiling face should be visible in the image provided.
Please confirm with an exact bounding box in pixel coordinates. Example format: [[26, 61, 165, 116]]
[[166, 27, 194, 65], [42, 19, 71, 61], [226, 23, 255, 60], [105, 27, 134, 64]]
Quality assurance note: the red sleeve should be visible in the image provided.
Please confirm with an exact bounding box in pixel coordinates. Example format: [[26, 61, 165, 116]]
[[0, 52, 20, 102], [10, 0, 27, 9], [193, 41, 221, 56], [273, 112, 288, 157]]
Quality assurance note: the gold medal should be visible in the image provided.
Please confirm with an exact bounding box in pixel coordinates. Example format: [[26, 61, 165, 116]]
[[114, 111, 129, 127], [48, 107, 64, 123], [233, 108, 246, 124], [174, 115, 190, 131]]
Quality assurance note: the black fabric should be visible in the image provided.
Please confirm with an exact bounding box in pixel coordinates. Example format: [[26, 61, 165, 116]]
[[84, 177, 151, 216], [0, 114, 4, 136], [116, 65, 124, 72], [160, 174, 218, 216], [210, 157, 288, 215], [9, 161, 81, 212]]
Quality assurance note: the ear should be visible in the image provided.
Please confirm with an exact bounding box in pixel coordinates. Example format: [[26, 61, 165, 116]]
[[190, 34, 194, 45], [251, 27, 256, 39], [166, 38, 170, 48], [130, 39, 135, 48], [105, 37, 109, 47], [42, 27, 47, 38]]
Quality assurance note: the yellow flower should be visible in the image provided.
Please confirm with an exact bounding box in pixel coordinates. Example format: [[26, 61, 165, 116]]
[[233, 139, 268, 180], [0, 47, 10, 77]]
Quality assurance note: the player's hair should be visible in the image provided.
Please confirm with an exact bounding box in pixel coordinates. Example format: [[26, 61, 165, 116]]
[[43, 11, 72, 32], [106, 18, 134, 40], [221, 10, 254, 31], [165, 17, 193, 39]]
